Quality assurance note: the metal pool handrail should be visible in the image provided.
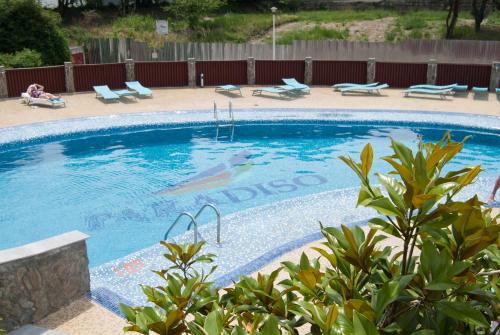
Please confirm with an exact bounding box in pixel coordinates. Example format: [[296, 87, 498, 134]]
[[163, 203, 221, 244]]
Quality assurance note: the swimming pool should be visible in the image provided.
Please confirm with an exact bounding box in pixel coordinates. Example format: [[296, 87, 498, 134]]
[[0, 109, 499, 309]]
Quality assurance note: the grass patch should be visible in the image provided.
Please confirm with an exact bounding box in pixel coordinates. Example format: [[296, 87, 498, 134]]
[[194, 12, 298, 42], [452, 25, 500, 41], [294, 9, 393, 23], [274, 26, 349, 44]]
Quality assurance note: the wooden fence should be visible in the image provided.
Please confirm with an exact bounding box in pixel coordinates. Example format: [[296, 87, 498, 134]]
[[1, 59, 498, 98], [84, 38, 500, 65]]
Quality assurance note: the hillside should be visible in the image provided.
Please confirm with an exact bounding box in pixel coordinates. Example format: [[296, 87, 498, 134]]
[[63, 9, 500, 47]]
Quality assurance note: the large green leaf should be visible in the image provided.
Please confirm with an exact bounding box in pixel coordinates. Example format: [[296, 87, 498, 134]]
[[360, 143, 374, 179], [204, 310, 224, 335], [436, 301, 489, 328], [353, 310, 380, 335], [371, 275, 414, 319]]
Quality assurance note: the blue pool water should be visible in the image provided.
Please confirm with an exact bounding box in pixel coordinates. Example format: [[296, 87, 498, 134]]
[[0, 120, 499, 267]]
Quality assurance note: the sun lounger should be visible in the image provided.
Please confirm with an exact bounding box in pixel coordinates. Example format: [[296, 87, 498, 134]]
[[496, 88, 500, 94], [126, 81, 152, 97], [409, 83, 468, 92], [340, 83, 389, 95], [21, 92, 66, 107], [252, 87, 292, 98], [282, 78, 310, 93], [403, 88, 453, 99], [93, 85, 136, 101], [215, 85, 242, 95], [472, 87, 488, 94], [93, 85, 120, 101], [332, 82, 379, 91]]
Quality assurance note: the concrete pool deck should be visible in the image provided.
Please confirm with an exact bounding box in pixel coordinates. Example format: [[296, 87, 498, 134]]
[[0, 87, 499, 128], [0, 86, 498, 334]]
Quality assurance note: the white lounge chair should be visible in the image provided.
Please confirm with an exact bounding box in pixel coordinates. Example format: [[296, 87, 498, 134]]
[[215, 85, 242, 95], [126, 81, 152, 97], [21, 92, 66, 108], [403, 88, 454, 99], [340, 84, 389, 95]]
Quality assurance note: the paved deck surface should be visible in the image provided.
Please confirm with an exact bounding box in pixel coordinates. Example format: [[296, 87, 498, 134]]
[[0, 86, 497, 334], [0, 87, 498, 128]]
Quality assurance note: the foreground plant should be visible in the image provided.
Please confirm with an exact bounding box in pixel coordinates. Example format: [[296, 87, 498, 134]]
[[122, 132, 499, 334]]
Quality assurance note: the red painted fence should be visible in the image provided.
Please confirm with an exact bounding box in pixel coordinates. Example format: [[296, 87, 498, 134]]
[[312, 61, 366, 85], [436, 63, 491, 88], [135, 61, 188, 88], [196, 61, 247, 86], [375, 62, 428, 88], [74, 63, 126, 92], [5, 66, 65, 98], [256, 60, 305, 85]]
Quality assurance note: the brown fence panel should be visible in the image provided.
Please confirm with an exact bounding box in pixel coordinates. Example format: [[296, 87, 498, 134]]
[[436, 63, 491, 88], [255, 60, 305, 85], [312, 61, 367, 85], [195, 61, 247, 86], [375, 62, 428, 88], [5, 66, 66, 98], [73, 63, 126, 92], [135, 61, 188, 87]]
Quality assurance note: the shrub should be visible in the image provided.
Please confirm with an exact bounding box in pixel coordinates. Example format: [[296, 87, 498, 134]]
[[164, 0, 227, 31], [0, 49, 42, 68], [121, 133, 499, 334], [0, 0, 70, 65]]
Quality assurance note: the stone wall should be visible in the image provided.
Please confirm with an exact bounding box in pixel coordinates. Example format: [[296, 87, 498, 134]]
[[0, 231, 90, 332]]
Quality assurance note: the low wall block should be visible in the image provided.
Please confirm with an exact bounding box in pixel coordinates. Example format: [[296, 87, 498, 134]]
[[304, 57, 313, 86], [247, 57, 256, 85], [427, 59, 437, 85], [490, 61, 500, 92], [0, 66, 8, 98], [0, 231, 90, 332], [367, 58, 376, 83], [188, 58, 196, 88]]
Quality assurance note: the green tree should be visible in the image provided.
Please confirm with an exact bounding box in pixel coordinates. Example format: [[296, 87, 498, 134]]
[[471, 0, 489, 32], [164, 0, 226, 30], [445, 0, 461, 38], [0, 0, 70, 66], [0, 49, 42, 68]]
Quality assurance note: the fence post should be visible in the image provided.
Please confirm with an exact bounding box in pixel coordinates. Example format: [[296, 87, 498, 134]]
[[427, 59, 437, 85], [304, 57, 313, 86], [247, 57, 255, 85], [367, 58, 376, 84], [188, 58, 196, 88], [0, 66, 7, 98], [489, 61, 500, 92], [64, 62, 75, 93], [125, 59, 135, 82]]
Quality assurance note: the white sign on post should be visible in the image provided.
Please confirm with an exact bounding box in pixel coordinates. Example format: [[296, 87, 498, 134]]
[[156, 20, 169, 35]]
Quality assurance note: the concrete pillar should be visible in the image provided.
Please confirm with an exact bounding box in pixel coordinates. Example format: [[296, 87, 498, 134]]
[[367, 58, 376, 84], [304, 57, 313, 86], [64, 62, 75, 93], [125, 58, 135, 82], [247, 57, 255, 85], [427, 59, 437, 85], [0, 66, 7, 98], [188, 58, 196, 88], [489, 61, 500, 92]]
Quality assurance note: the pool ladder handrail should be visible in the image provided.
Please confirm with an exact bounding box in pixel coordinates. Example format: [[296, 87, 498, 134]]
[[214, 100, 235, 141], [163, 203, 221, 244]]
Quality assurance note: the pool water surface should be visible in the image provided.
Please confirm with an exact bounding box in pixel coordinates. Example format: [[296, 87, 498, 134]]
[[0, 120, 498, 267]]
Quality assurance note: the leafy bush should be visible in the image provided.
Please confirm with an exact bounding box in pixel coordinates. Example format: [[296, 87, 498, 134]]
[[112, 14, 156, 39], [0, 48, 42, 68], [0, 0, 69, 66], [164, 0, 227, 30], [122, 133, 499, 334]]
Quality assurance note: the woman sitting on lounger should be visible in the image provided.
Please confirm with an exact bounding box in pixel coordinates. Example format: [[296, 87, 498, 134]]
[[27, 83, 60, 100]]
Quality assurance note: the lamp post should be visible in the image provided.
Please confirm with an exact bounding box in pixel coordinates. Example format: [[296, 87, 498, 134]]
[[271, 6, 277, 60]]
